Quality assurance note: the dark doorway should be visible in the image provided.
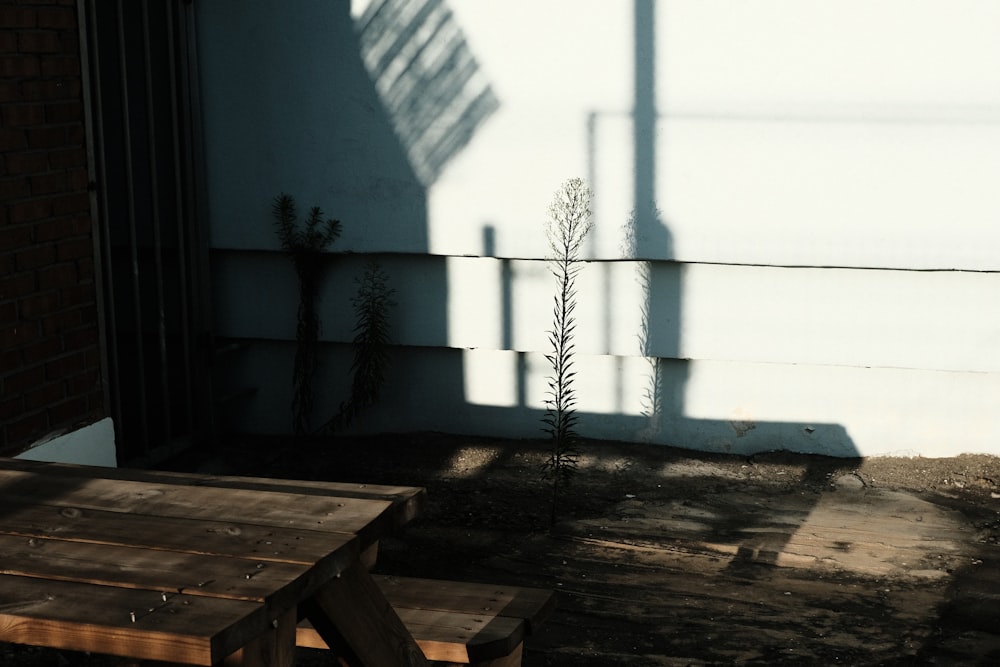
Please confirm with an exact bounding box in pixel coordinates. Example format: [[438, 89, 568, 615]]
[[80, 0, 212, 464]]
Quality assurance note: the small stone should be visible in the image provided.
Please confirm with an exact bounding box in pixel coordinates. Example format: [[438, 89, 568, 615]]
[[834, 474, 865, 490]]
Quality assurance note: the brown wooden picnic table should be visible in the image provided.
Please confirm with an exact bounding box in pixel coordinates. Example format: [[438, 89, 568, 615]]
[[0, 456, 429, 666]]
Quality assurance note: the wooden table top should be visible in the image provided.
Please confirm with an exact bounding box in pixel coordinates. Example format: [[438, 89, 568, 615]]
[[0, 457, 427, 665]]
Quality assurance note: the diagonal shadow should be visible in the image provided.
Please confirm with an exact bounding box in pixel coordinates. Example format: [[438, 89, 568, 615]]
[[355, 0, 499, 185]]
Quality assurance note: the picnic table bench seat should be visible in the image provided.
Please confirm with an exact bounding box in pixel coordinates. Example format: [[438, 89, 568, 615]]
[[296, 575, 555, 666]]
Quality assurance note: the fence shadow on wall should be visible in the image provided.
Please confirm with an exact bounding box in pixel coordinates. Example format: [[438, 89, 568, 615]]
[[355, 0, 500, 186]]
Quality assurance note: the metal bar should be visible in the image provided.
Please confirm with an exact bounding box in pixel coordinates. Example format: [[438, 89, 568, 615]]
[[140, 0, 172, 446], [78, 0, 120, 461], [165, 0, 195, 440], [115, 0, 150, 454], [178, 1, 217, 439]]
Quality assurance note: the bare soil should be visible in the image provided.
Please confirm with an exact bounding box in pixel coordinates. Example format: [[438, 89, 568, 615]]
[[5, 432, 1000, 666]]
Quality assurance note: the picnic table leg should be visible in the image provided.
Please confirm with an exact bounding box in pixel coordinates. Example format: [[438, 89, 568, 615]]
[[220, 607, 297, 667], [360, 542, 379, 569], [301, 561, 429, 667]]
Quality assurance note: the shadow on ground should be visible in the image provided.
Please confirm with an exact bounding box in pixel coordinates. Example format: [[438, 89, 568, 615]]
[[4, 432, 999, 666], [204, 433, 1000, 666]]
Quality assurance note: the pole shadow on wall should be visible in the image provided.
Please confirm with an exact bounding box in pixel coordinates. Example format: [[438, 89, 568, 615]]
[[615, 1, 863, 455], [629, 0, 681, 445], [585, 0, 863, 569]]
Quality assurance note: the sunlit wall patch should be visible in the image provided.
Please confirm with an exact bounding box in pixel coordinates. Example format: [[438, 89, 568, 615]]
[[462, 348, 521, 408]]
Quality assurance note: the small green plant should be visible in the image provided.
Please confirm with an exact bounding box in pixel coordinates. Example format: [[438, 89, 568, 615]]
[[319, 260, 396, 433], [272, 193, 342, 435], [542, 177, 593, 526]]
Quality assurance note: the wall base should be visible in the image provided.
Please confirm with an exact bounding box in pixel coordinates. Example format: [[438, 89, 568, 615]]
[[15, 418, 117, 467]]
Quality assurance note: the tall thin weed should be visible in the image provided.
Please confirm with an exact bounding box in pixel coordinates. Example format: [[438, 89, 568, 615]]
[[542, 177, 593, 527]]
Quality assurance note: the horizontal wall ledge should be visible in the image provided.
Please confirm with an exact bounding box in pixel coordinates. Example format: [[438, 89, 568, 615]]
[[214, 341, 1000, 459], [213, 251, 1000, 374]]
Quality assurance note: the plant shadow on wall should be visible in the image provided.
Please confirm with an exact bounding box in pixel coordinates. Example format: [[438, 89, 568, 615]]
[[319, 260, 397, 434], [272, 194, 396, 437], [272, 194, 342, 436]]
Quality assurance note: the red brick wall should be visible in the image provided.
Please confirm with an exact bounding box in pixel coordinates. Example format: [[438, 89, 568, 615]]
[[0, 0, 104, 454]]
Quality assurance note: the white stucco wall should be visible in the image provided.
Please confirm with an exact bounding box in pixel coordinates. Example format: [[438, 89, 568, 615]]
[[200, 0, 1000, 457], [196, 0, 427, 252], [421, 1, 1000, 267], [15, 418, 117, 467]]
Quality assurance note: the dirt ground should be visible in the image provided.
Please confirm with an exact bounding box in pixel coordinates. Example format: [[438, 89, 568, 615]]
[[4, 432, 1000, 666]]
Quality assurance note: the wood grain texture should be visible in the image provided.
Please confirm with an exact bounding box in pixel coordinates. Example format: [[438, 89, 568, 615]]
[[304, 562, 429, 666], [0, 458, 429, 666], [373, 575, 555, 633], [0, 574, 263, 664], [2, 458, 426, 531], [297, 611, 522, 663], [0, 498, 350, 563], [0, 467, 393, 547], [221, 608, 297, 667], [298, 575, 555, 663], [0, 533, 356, 614]]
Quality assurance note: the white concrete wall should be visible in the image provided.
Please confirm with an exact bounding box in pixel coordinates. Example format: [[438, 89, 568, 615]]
[[15, 418, 117, 467], [424, 1, 1000, 268], [196, 0, 427, 252], [199, 0, 1000, 457]]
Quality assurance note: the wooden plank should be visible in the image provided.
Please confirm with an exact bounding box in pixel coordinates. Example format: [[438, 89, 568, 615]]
[[472, 643, 523, 667], [373, 575, 555, 633], [0, 467, 393, 546], [303, 561, 429, 666], [394, 609, 522, 664], [0, 498, 350, 564], [0, 458, 426, 530], [298, 576, 552, 662], [221, 608, 296, 667], [0, 533, 303, 601], [0, 574, 269, 665], [298, 610, 523, 664], [0, 533, 355, 608]]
